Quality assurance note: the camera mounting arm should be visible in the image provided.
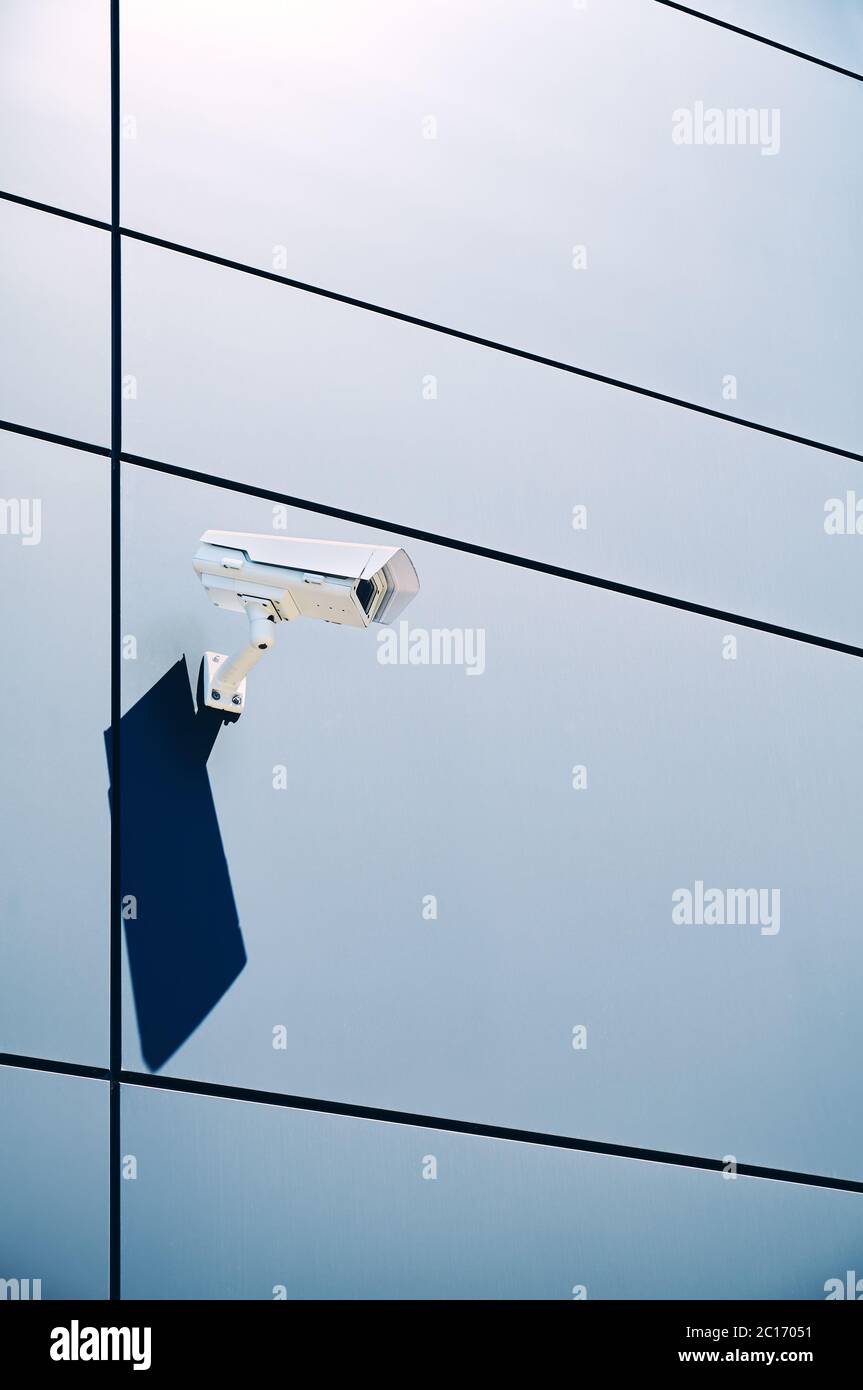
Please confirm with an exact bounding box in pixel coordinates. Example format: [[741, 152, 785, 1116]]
[[203, 597, 284, 712]]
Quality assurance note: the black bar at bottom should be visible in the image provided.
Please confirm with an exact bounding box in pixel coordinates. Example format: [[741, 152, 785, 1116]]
[[2, 1297, 859, 1370]]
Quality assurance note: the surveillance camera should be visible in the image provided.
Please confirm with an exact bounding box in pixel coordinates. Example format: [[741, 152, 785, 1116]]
[[193, 530, 420, 713]]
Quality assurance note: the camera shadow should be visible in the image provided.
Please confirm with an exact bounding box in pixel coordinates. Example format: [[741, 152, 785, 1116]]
[[105, 657, 246, 1071]]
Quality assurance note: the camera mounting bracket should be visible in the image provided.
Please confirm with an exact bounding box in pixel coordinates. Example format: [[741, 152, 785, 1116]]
[[202, 596, 282, 713]]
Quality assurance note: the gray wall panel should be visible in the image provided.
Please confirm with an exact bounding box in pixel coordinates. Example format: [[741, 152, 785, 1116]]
[[120, 465, 863, 1181], [121, 1084, 863, 1300], [0, 200, 109, 446], [0, 436, 109, 1064], [3, 0, 858, 1304], [0, 0, 109, 219], [0, 1066, 108, 1300], [120, 0, 863, 450], [122, 237, 863, 650], [688, 2, 863, 72]]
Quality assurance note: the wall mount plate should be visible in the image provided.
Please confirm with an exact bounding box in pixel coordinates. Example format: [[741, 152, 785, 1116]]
[[202, 651, 246, 711]]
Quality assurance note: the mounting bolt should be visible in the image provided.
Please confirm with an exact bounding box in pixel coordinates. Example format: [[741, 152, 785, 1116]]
[[231, 695, 242, 706], [211, 689, 221, 701]]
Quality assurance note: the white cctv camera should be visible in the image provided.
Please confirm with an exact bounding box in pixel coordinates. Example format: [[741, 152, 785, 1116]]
[[193, 530, 420, 712]]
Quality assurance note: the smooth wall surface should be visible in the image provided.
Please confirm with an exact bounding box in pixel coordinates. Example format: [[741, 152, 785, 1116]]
[[0, 436, 110, 1065], [2, 0, 861, 1300], [122, 236, 863, 649], [120, 0, 863, 451], [0, 1066, 109, 1299], [0, 198, 110, 445], [122, 1084, 863, 1300], [120, 465, 863, 1181], [689, 1, 863, 71], [0, 0, 109, 219]]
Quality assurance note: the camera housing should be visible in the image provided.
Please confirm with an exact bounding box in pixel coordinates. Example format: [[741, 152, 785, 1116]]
[[193, 530, 420, 712]]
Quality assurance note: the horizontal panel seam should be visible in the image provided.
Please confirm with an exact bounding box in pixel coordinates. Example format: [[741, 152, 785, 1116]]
[[0, 188, 861, 464], [654, 0, 863, 82], [2, 413, 862, 660], [2, 1053, 859, 1194]]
